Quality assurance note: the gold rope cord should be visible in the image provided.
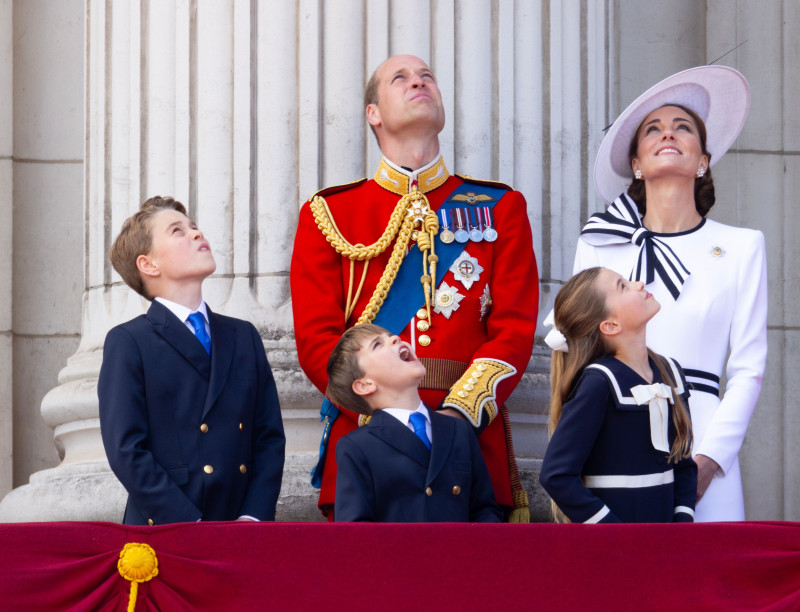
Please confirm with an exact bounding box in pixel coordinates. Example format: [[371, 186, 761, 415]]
[[310, 188, 439, 325]]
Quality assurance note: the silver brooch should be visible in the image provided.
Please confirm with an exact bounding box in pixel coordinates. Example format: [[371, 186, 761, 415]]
[[449, 251, 484, 290], [479, 285, 492, 321], [434, 282, 464, 319]]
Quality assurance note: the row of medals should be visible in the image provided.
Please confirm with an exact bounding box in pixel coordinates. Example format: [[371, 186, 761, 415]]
[[438, 206, 498, 244]]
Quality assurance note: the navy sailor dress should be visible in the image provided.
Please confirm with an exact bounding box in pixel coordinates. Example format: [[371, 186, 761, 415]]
[[539, 355, 697, 523]]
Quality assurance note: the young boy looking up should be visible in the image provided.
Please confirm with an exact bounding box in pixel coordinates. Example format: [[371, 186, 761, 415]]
[[98, 196, 285, 525], [327, 324, 501, 522]]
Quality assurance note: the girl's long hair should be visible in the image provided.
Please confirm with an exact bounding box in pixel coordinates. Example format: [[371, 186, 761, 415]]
[[548, 267, 693, 521]]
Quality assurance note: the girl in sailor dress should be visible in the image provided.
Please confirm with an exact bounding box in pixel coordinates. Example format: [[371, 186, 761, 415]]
[[539, 267, 697, 523]]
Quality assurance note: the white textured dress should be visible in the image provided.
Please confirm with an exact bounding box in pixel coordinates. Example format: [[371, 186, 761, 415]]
[[574, 195, 767, 522]]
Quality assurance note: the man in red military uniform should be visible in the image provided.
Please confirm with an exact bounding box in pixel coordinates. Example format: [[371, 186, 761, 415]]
[[290, 54, 538, 521]]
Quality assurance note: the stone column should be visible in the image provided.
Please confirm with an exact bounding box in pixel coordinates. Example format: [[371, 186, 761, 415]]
[[0, 0, 12, 498]]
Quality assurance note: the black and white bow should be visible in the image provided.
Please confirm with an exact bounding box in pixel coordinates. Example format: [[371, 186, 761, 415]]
[[580, 193, 690, 300]]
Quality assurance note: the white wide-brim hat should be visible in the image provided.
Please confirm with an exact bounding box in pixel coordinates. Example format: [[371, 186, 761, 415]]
[[594, 65, 750, 203]]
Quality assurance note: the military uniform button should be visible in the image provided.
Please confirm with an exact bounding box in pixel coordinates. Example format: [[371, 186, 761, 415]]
[[240, 464, 247, 474], [204, 465, 214, 474], [472, 370, 482, 378], [467, 377, 477, 385], [239, 422, 243, 431], [416, 308, 428, 320], [418, 334, 431, 347], [477, 364, 488, 371], [457, 391, 468, 398], [200, 423, 208, 433], [416, 320, 430, 332], [463, 384, 474, 391], [425, 487, 433, 497], [452, 486, 461, 495], [148, 519, 154, 526]]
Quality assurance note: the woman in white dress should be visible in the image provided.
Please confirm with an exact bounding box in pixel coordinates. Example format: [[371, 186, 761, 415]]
[[573, 66, 767, 522]]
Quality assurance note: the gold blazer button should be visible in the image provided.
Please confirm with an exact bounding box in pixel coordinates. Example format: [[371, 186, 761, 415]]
[[452, 486, 461, 495], [240, 464, 247, 474], [200, 423, 209, 433], [425, 487, 433, 496], [204, 465, 214, 474]]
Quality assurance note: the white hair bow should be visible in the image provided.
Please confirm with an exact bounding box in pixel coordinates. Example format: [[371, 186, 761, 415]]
[[543, 309, 568, 353]]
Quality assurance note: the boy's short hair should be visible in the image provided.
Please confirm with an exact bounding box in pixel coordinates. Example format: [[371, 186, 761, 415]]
[[109, 196, 187, 299], [326, 324, 389, 415]]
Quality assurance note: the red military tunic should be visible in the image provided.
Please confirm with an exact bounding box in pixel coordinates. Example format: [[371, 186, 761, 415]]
[[290, 155, 539, 516]]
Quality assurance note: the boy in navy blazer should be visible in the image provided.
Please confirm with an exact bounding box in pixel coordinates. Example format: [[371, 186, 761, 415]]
[[328, 324, 500, 522], [98, 196, 285, 525]]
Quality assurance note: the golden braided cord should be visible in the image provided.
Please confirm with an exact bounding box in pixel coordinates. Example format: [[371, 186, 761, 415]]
[[310, 195, 407, 260], [356, 215, 416, 324], [311, 189, 439, 325]]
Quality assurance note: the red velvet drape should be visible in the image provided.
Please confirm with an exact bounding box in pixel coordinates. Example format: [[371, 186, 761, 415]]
[[1, 521, 799, 611]]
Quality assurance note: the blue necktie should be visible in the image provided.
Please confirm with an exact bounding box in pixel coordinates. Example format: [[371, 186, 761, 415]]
[[408, 412, 431, 450], [187, 312, 211, 354]]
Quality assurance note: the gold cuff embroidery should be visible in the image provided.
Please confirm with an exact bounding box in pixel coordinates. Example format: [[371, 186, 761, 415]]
[[442, 358, 517, 428]]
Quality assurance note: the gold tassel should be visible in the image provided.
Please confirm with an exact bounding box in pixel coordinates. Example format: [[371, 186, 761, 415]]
[[118, 542, 159, 611]]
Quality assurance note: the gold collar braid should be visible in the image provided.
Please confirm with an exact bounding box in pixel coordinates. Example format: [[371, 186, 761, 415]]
[[310, 185, 439, 325], [374, 156, 449, 195]]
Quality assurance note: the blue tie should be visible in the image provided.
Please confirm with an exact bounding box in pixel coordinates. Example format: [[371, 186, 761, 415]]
[[187, 312, 211, 354], [408, 412, 431, 450]]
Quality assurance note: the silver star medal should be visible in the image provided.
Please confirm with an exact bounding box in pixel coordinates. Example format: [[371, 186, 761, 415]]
[[449, 251, 483, 290], [434, 281, 464, 319], [479, 285, 492, 320]]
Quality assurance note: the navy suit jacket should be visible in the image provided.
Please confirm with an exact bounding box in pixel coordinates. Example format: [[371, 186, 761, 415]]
[[98, 300, 285, 525], [334, 409, 501, 522]]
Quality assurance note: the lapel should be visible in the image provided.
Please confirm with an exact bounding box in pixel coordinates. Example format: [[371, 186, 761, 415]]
[[427, 410, 455, 485], [367, 410, 430, 469], [202, 307, 236, 419], [148, 300, 211, 380]]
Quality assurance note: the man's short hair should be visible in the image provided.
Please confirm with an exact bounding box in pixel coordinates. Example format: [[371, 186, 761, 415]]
[[109, 196, 187, 299], [325, 324, 389, 415], [364, 60, 384, 145]]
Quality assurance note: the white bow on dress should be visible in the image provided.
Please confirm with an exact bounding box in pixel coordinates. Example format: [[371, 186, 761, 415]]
[[631, 382, 673, 453]]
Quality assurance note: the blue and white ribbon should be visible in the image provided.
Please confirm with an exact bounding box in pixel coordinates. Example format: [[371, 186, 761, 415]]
[[580, 193, 690, 300]]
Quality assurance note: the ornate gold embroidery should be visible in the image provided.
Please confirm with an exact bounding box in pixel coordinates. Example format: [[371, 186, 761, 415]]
[[442, 358, 517, 427]]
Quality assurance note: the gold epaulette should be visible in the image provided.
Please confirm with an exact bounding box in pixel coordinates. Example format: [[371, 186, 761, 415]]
[[307, 178, 368, 203], [442, 358, 517, 428], [455, 174, 514, 192]]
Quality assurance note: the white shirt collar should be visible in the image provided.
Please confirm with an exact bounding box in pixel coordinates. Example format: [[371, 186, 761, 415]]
[[383, 402, 429, 426], [155, 296, 209, 324]]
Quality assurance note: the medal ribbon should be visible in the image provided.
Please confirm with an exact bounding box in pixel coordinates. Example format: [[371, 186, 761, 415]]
[[440, 208, 451, 230], [579, 193, 691, 300]]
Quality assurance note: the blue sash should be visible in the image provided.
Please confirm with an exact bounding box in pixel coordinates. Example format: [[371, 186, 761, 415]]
[[310, 180, 508, 488]]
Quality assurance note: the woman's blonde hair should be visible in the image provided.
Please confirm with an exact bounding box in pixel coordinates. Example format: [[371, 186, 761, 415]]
[[547, 267, 693, 521]]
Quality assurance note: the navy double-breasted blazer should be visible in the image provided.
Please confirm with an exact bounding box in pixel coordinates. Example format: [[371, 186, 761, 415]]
[[98, 300, 285, 525], [334, 409, 501, 522]]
